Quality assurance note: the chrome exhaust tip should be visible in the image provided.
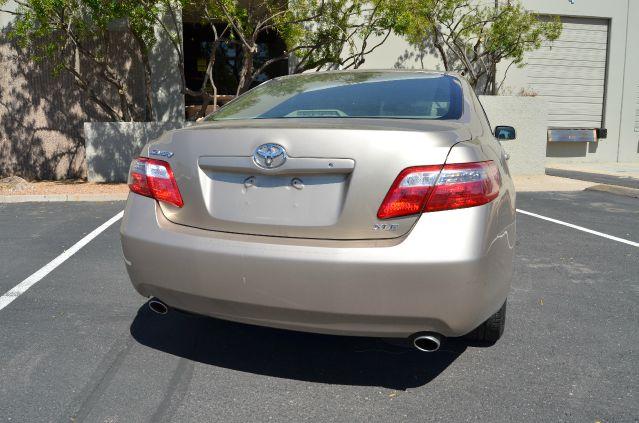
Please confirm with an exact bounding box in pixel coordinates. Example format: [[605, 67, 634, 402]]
[[148, 299, 168, 315], [412, 333, 442, 352]]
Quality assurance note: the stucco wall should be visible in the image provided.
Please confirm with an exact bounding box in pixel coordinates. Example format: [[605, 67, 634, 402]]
[[150, 13, 185, 122], [0, 1, 95, 180], [0, 3, 185, 180], [85, 122, 191, 182], [479, 96, 548, 175]]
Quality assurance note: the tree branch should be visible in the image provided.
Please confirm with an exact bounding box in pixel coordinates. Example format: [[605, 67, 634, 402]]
[[62, 64, 123, 121]]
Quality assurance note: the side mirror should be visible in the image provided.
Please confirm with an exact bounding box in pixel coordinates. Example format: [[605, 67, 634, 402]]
[[494, 125, 516, 140]]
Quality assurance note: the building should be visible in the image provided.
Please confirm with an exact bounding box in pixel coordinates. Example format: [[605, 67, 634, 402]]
[[1, 0, 637, 181], [359, 0, 639, 165]]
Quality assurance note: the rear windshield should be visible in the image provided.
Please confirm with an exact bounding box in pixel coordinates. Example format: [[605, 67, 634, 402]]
[[208, 73, 463, 121]]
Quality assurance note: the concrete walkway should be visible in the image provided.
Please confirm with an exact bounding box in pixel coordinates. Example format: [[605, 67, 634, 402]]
[[546, 162, 639, 189], [513, 175, 595, 192]]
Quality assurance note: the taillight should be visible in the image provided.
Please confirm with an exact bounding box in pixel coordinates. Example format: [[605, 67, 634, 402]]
[[128, 157, 184, 207], [377, 161, 500, 219], [377, 165, 442, 219], [425, 161, 500, 212]]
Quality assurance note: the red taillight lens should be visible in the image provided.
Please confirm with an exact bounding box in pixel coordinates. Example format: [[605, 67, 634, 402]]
[[128, 159, 151, 197], [377, 165, 442, 219], [128, 157, 184, 207], [377, 161, 500, 219], [425, 161, 500, 212]]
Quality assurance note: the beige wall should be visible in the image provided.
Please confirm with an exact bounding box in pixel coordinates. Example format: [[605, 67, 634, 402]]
[[498, 0, 639, 164], [479, 96, 548, 175], [618, 0, 639, 162]]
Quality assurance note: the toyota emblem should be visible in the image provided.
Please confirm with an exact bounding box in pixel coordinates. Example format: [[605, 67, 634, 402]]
[[253, 143, 287, 169]]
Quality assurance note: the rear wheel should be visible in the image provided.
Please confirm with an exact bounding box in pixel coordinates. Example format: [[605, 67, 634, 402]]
[[466, 300, 506, 344]]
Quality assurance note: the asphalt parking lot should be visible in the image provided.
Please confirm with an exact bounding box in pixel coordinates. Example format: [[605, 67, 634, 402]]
[[0, 190, 637, 423]]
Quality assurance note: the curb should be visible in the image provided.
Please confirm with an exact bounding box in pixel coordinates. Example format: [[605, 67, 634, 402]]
[[585, 184, 639, 199], [0, 193, 128, 203]]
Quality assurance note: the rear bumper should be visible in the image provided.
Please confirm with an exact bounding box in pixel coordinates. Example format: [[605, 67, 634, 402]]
[[120, 194, 515, 338]]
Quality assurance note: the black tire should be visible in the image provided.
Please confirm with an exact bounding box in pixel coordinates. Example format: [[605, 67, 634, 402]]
[[466, 300, 506, 344]]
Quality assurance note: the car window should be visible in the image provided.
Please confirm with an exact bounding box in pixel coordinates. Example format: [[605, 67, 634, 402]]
[[208, 73, 463, 121]]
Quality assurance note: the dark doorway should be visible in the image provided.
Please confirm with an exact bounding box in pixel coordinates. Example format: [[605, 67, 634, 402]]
[[182, 21, 289, 106]]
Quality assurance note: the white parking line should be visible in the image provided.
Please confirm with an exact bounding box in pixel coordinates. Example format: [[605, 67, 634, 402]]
[[0, 211, 124, 312], [517, 209, 638, 248]]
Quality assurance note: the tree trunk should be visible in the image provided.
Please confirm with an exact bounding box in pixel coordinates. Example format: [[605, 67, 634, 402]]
[[236, 44, 255, 96], [139, 49, 156, 121], [130, 27, 156, 121], [117, 86, 133, 122], [491, 1, 499, 94], [490, 61, 497, 95]]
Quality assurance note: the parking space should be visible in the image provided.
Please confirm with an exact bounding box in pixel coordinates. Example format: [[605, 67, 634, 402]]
[[0, 202, 124, 294], [517, 190, 639, 242], [0, 191, 637, 422]]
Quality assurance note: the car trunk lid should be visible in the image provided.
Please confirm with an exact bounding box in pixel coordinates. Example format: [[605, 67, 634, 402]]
[[147, 119, 470, 240]]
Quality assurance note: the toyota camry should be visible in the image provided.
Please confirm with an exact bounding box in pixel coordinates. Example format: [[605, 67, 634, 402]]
[[120, 70, 516, 352]]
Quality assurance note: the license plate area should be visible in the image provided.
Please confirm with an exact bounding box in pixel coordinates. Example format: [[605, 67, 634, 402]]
[[203, 172, 347, 226]]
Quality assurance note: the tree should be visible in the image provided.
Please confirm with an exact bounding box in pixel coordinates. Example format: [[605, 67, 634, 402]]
[[287, 0, 399, 73], [1, 0, 163, 122], [393, 0, 562, 94], [136, 0, 268, 116], [2, 0, 401, 121], [136, 0, 219, 114], [204, 0, 296, 96], [183, 0, 398, 96]]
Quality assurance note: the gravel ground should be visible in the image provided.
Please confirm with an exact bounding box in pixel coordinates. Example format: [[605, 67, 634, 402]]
[[0, 179, 128, 196]]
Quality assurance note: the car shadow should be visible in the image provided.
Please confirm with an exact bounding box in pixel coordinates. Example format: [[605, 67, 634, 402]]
[[130, 302, 475, 390]]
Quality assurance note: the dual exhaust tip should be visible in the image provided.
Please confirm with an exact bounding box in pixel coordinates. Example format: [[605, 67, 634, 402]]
[[148, 299, 168, 315], [148, 299, 442, 352], [411, 333, 442, 352]]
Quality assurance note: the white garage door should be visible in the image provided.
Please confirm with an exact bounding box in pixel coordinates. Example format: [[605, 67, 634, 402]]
[[526, 17, 609, 129]]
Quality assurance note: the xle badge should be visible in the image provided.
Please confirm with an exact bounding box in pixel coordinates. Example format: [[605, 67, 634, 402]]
[[373, 224, 399, 232], [149, 149, 174, 158]]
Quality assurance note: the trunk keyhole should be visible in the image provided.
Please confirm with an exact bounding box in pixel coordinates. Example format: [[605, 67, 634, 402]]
[[244, 176, 256, 188], [291, 178, 304, 190]]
